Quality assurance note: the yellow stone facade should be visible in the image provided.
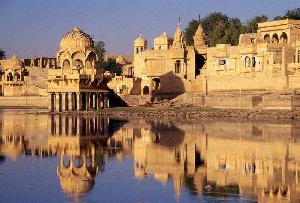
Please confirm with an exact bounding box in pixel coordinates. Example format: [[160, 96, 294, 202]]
[[109, 19, 300, 109], [109, 22, 207, 102], [47, 27, 111, 112]]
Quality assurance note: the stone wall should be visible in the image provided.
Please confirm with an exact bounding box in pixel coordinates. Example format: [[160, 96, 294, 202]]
[[0, 96, 48, 109]]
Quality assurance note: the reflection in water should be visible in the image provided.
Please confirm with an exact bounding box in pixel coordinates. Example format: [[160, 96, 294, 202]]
[[57, 143, 99, 198], [1, 111, 300, 202], [110, 120, 300, 202]]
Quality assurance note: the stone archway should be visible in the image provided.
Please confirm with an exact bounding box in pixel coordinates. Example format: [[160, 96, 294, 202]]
[[280, 32, 288, 43], [63, 59, 71, 70], [272, 33, 279, 43], [86, 52, 96, 69], [152, 78, 160, 90], [6, 72, 13, 81], [14, 72, 20, 81], [143, 86, 149, 95], [264, 34, 270, 43]]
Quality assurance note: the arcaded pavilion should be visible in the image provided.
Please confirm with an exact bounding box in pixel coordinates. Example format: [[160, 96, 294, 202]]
[[48, 27, 111, 112]]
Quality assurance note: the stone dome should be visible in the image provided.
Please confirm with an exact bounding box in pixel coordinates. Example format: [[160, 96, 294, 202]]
[[57, 164, 98, 198], [154, 32, 168, 43], [5, 54, 23, 68], [59, 175, 94, 198], [134, 33, 147, 47], [59, 27, 94, 52]]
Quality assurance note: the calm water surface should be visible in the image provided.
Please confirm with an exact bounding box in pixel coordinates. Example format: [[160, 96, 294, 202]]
[[0, 110, 297, 202]]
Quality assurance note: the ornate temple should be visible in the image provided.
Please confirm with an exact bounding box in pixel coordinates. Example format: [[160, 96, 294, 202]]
[[47, 27, 111, 112]]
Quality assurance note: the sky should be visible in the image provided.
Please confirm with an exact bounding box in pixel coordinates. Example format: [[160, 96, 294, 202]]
[[0, 0, 300, 58]]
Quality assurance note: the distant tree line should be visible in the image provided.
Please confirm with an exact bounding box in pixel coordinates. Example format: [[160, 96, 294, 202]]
[[184, 7, 300, 46], [0, 48, 5, 60]]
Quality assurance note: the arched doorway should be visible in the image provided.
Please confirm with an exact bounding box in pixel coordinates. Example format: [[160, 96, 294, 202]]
[[272, 33, 279, 43], [244, 56, 251, 67], [264, 34, 270, 43], [280, 32, 288, 43], [63, 59, 71, 70], [86, 52, 96, 69], [14, 72, 20, 81], [152, 78, 160, 90], [143, 86, 149, 95], [6, 73, 13, 81], [73, 59, 83, 69]]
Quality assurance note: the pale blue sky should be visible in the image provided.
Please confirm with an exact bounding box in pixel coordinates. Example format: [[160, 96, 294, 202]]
[[0, 0, 299, 58]]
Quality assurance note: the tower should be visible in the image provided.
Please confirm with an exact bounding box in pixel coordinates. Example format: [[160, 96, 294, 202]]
[[134, 33, 147, 55]]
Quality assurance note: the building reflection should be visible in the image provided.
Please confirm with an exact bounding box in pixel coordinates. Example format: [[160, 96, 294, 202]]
[[0, 112, 125, 199], [2, 111, 300, 202], [109, 119, 300, 202]]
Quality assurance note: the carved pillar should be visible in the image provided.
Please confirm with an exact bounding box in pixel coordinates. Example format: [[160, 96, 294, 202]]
[[76, 92, 82, 111], [76, 116, 81, 136], [103, 92, 109, 108], [97, 93, 101, 110], [86, 117, 90, 135], [100, 93, 104, 109], [66, 92, 72, 111], [55, 93, 61, 112], [49, 93, 54, 112], [106, 93, 110, 108], [61, 93, 66, 112], [61, 116, 65, 135], [93, 93, 97, 110], [86, 92, 90, 111]]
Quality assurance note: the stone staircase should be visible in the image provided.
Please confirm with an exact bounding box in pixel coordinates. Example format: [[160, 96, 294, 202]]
[[120, 95, 151, 106]]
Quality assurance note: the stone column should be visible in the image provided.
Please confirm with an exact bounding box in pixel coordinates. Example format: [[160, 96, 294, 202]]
[[100, 93, 104, 109], [104, 93, 109, 108], [61, 116, 65, 135], [97, 93, 101, 110], [93, 93, 97, 110], [55, 93, 61, 112], [67, 93, 72, 111], [86, 93, 90, 111], [76, 116, 81, 136], [107, 94, 110, 108], [50, 115, 55, 135], [76, 92, 82, 111], [61, 93, 66, 112], [86, 117, 90, 135], [48, 93, 54, 112], [48, 115, 52, 135]]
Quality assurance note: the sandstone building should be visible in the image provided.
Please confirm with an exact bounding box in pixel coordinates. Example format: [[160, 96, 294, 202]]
[[109, 22, 207, 104], [109, 19, 300, 110], [0, 54, 51, 96], [47, 27, 111, 112]]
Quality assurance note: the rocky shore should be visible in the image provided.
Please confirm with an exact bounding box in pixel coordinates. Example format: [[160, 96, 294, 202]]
[[44, 106, 300, 121]]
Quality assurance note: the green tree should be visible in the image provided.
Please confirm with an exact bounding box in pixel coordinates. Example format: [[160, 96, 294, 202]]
[[199, 12, 242, 46], [184, 19, 200, 46], [274, 8, 300, 20], [0, 48, 6, 60], [101, 58, 123, 76], [243, 15, 268, 33], [225, 18, 243, 45], [94, 41, 122, 75], [200, 12, 229, 46], [94, 41, 106, 62]]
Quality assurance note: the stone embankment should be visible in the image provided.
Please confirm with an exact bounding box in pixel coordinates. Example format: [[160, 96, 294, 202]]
[[100, 107, 298, 120], [47, 106, 300, 121]]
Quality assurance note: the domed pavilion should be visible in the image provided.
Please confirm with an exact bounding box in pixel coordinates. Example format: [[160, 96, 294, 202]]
[[0, 54, 26, 96], [47, 27, 111, 112]]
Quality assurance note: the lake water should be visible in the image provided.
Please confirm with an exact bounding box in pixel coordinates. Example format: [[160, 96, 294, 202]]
[[0, 110, 298, 202]]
